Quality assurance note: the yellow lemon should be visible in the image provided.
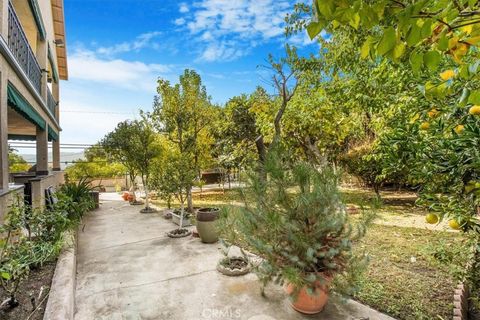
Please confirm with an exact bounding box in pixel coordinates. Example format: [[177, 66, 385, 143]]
[[469, 105, 480, 115], [420, 122, 430, 130], [425, 213, 439, 224], [454, 125, 465, 134], [448, 219, 461, 230], [440, 70, 455, 81], [428, 109, 440, 118]]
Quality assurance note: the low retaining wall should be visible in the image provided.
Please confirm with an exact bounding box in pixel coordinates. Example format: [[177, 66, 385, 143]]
[[43, 230, 77, 320], [453, 242, 478, 320], [31, 171, 64, 209], [453, 283, 470, 320], [0, 185, 24, 223]]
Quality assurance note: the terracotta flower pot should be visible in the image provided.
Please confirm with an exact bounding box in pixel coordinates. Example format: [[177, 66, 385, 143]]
[[196, 207, 220, 243], [284, 276, 331, 314]]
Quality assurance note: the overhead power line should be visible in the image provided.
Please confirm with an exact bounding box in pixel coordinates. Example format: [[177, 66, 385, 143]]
[[61, 110, 136, 115]]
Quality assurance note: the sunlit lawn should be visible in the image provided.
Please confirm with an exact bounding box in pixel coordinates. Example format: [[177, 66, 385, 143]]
[[151, 186, 468, 320]]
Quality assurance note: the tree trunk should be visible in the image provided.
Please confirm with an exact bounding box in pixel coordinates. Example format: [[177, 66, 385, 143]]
[[187, 186, 193, 212], [142, 175, 149, 210], [255, 135, 267, 181], [228, 170, 231, 189], [255, 135, 267, 163], [179, 194, 185, 228]]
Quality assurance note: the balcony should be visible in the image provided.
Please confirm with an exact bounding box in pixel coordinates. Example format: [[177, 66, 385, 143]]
[[7, 1, 42, 95], [47, 87, 56, 117]]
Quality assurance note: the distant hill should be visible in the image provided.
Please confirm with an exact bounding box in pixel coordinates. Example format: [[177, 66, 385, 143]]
[[20, 152, 85, 170]]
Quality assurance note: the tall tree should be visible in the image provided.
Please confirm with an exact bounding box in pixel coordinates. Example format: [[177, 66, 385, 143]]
[[152, 69, 213, 212], [289, 1, 480, 231], [102, 117, 160, 212]]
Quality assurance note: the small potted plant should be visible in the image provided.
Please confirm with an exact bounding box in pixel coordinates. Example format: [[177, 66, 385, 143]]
[[196, 207, 220, 243], [222, 150, 373, 314], [171, 209, 192, 227]]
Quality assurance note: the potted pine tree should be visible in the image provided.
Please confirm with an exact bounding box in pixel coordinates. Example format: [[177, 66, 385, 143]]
[[224, 150, 372, 314]]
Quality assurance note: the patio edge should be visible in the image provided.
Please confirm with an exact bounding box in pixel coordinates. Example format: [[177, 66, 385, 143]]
[[43, 229, 78, 320]]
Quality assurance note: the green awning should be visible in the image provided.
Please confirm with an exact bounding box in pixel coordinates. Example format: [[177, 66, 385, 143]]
[[7, 82, 46, 130], [48, 126, 58, 141], [8, 134, 36, 141], [28, 0, 46, 41], [48, 45, 59, 83]]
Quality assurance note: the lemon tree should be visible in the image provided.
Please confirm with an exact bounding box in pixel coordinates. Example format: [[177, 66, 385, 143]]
[[292, 0, 480, 233]]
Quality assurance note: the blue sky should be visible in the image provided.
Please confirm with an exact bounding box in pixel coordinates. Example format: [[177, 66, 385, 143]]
[[58, 0, 318, 149]]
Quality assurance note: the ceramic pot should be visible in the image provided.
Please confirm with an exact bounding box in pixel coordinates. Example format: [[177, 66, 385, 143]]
[[284, 275, 331, 314], [196, 207, 220, 243]]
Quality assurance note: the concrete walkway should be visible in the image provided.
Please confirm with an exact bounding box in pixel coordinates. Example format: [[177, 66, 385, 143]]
[[74, 193, 395, 320]]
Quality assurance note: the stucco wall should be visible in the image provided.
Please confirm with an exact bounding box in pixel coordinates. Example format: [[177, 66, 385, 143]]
[[30, 171, 64, 209], [0, 185, 24, 223]]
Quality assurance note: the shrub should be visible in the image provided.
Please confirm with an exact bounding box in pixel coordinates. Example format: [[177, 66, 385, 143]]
[[0, 179, 95, 309], [221, 149, 374, 295], [57, 177, 96, 223]]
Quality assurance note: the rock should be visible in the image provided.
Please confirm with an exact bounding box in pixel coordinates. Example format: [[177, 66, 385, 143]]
[[227, 245, 245, 260], [192, 228, 200, 238]]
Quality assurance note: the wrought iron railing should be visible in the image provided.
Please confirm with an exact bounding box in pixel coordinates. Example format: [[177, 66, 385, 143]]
[[47, 87, 56, 117], [7, 1, 42, 94]]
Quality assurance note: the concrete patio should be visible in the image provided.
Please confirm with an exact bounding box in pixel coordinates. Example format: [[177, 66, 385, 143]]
[[74, 193, 395, 320]]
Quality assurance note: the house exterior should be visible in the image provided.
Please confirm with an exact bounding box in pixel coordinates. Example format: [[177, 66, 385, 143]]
[[0, 0, 68, 219]]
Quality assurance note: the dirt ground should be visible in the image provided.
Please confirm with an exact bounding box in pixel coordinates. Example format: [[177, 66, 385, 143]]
[[0, 261, 56, 320]]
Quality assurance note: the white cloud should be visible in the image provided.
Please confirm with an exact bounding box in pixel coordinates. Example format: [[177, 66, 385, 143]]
[[180, 0, 293, 62], [179, 3, 189, 13], [174, 18, 186, 26], [200, 41, 247, 62], [69, 48, 172, 92], [96, 31, 162, 56]]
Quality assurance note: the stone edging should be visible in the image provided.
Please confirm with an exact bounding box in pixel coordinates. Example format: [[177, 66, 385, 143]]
[[453, 283, 469, 320], [43, 229, 78, 320], [453, 243, 478, 320]]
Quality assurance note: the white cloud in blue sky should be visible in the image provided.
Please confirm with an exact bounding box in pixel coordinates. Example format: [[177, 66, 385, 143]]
[[180, 0, 293, 61], [55, 0, 319, 150]]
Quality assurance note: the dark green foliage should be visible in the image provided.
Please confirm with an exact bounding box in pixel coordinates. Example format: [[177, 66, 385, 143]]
[[222, 148, 373, 293], [340, 144, 384, 197], [0, 178, 94, 309], [57, 177, 95, 223]]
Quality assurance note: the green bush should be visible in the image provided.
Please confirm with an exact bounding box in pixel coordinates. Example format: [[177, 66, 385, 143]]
[[221, 148, 374, 295], [0, 179, 95, 309]]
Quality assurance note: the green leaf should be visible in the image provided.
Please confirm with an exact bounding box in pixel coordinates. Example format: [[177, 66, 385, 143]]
[[349, 12, 360, 30], [1, 272, 11, 280], [393, 42, 406, 59], [307, 247, 315, 259], [437, 33, 448, 51], [318, 0, 335, 19], [360, 37, 372, 59], [468, 90, 480, 104], [406, 22, 421, 46], [307, 21, 323, 40], [377, 26, 397, 56], [410, 51, 424, 73], [423, 50, 441, 71], [420, 19, 433, 39], [459, 88, 470, 106]]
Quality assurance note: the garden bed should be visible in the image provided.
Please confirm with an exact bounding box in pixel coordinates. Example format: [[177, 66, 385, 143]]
[[160, 187, 469, 320], [353, 224, 469, 320], [0, 261, 56, 320]]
